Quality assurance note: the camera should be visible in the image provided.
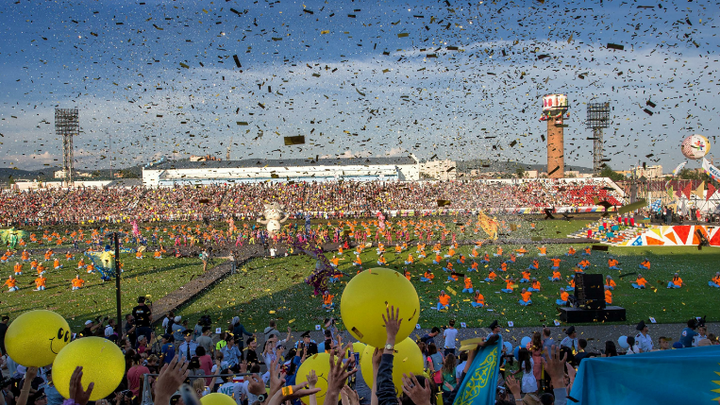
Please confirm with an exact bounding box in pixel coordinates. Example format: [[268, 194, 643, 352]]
[[199, 314, 212, 327]]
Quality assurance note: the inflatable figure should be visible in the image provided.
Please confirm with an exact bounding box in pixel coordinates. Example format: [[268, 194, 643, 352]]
[[257, 202, 289, 237]]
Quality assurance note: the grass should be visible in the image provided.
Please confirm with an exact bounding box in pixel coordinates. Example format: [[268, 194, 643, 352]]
[[5, 218, 715, 334], [0, 253, 207, 330], [176, 240, 720, 333]]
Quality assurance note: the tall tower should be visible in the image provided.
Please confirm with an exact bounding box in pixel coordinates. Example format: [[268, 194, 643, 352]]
[[227, 136, 233, 160], [541, 94, 569, 179], [586, 102, 610, 176], [55, 108, 79, 186]]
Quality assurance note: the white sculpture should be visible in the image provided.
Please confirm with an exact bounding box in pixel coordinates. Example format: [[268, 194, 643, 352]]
[[257, 202, 289, 236]]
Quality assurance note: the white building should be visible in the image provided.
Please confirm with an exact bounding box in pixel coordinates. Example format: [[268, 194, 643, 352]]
[[420, 159, 457, 180], [142, 157, 420, 187]]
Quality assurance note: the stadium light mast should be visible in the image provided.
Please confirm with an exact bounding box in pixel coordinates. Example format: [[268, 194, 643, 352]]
[[586, 102, 611, 176], [55, 108, 79, 186]]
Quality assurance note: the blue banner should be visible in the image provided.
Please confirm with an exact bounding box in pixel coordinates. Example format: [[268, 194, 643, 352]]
[[569, 345, 720, 404], [453, 336, 502, 405]]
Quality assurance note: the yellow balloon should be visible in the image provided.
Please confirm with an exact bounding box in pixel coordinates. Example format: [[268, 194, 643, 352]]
[[360, 338, 425, 394], [200, 393, 237, 405], [340, 268, 420, 348], [295, 353, 338, 405], [5, 310, 71, 367], [352, 342, 366, 361], [53, 337, 125, 401]]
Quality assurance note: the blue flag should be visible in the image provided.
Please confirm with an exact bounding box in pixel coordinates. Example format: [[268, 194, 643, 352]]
[[569, 345, 720, 404], [453, 336, 502, 405]]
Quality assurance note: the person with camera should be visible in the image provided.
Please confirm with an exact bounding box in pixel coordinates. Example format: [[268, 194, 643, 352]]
[[79, 319, 103, 338]]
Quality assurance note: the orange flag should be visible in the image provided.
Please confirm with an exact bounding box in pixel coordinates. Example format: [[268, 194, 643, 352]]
[[707, 183, 717, 201]]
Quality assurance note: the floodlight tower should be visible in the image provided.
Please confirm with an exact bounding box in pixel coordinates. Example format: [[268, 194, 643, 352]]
[[55, 108, 79, 186], [540, 94, 569, 179], [586, 102, 610, 176]]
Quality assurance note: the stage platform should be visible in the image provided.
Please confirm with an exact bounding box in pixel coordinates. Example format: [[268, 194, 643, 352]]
[[559, 306, 626, 323]]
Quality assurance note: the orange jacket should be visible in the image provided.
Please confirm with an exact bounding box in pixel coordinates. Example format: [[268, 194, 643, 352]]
[[505, 280, 514, 290], [439, 293, 450, 306], [424, 271, 435, 280], [323, 294, 334, 305], [71, 278, 84, 288], [552, 270, 561, 279], [474, 293, 485, 305], [488, 271, 497, 280], [551, 258, 561, 267], [605, 290, 612, 304], [521, 291, 532, 302], [532, 280, 541, 290], [4, 278, 16, 288], [521, 271, 531, 280], [671, 276, 682, 287], [605, 279, 616, 288], [640, 260, 650, 269], [560, 291, 569, 301], [464, 278, 472, 289], [35, 277, 46, 288], [636, 277, 647, 287], [14, 263, 22, 273]]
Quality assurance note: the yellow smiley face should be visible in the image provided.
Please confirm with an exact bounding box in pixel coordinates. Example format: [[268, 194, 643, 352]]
[[5, 310, 71, 367]]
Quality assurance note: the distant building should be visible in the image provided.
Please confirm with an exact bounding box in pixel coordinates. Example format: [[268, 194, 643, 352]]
[[54, 170, 91, 179], [420, 159, 457, 180], [142, 157, 420, 187], [633, 165, 663, 179]]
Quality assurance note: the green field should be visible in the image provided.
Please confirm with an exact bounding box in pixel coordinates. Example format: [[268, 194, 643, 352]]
[[4, 218, 718, 334], [0, 254, 207, 330], [176, 241, 720, 332]]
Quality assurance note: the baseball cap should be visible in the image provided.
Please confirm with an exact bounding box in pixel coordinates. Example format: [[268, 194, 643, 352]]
[[85, 320, 93, 326]]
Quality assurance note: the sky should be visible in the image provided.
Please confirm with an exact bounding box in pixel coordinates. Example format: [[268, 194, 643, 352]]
[[0, 0, 718, 172]]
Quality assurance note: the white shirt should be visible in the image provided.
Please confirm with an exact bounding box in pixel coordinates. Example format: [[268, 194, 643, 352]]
[[455, 361, 466, 380], [443, 327, 458, 349], [625, 344, 641, 355], [104, 325, 115, 337], [217, 382, 247, 405], [635, 332, 653, 352], [560, 336, 578, 352]]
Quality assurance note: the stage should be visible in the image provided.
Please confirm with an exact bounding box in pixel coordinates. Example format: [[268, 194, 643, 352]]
[[559, 306, 627, 323]]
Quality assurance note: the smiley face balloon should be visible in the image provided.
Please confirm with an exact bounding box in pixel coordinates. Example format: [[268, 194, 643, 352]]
[[295, 353, 338, 405], [5, 310, 71, 367]]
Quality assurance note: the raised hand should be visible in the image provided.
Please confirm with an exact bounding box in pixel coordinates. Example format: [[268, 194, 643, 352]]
[[154, 356, 189, 405], [400, 373, 432, 405], [382, 306, 402, 348], [69, 367, 95, 405]]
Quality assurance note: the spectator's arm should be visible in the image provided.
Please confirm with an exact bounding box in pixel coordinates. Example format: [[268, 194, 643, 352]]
[[376, 306, 402, 405], [16, 367, 38, 405], [370, 347, 381, 405]]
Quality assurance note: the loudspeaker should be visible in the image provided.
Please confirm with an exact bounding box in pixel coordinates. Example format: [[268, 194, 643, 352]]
[[574, 274, 605, 310]]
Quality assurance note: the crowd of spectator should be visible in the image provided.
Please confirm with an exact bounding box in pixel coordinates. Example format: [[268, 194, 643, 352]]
[[1, 302, 716, 405], [0, 179, 622, 226]]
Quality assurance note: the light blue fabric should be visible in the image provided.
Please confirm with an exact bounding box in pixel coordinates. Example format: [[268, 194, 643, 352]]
[[570, 346, 720, 404]]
